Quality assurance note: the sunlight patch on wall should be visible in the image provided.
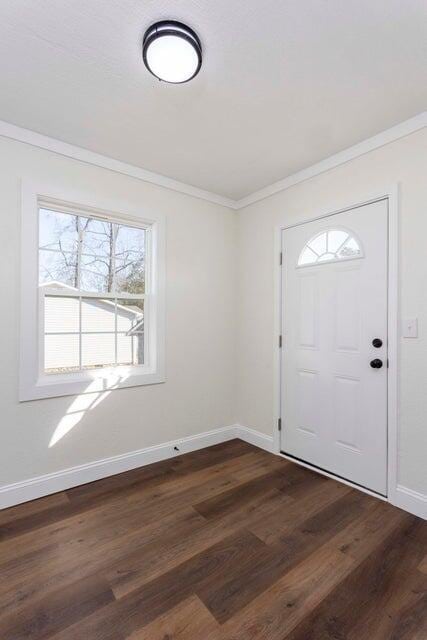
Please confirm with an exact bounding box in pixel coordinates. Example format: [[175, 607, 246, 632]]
[[49, 375, 128, 447]]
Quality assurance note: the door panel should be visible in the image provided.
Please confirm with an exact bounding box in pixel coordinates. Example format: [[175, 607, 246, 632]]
[[296, 369, 319, 436], [333, 374, 361, 451], [334, 266, 360, 351], [298, 273, 318, 348], [281, 200, 388, 495]]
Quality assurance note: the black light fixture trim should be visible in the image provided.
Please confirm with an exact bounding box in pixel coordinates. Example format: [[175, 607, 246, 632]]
[[142, 20, 202, 84]]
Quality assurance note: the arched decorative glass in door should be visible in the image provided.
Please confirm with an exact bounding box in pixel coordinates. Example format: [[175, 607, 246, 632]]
[[297, 228, 363, 267]]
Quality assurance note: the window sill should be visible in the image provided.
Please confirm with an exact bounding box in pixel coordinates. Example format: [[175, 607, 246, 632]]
[[20, 366, 166, 401]]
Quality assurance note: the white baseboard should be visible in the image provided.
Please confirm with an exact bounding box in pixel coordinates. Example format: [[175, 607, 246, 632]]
[[393, 485, 427, 520], [0, 425, 239, 510], [235, 425, 275, 453], [2, 422, 424, 521]]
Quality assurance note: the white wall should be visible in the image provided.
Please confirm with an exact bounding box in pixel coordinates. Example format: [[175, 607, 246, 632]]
[[1, 125, 426, 512], [0, 136, 237, 486], [236, 127, 427, 497]]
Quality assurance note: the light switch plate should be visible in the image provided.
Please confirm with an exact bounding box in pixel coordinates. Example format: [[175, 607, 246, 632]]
[[403, 318, 418, 338]]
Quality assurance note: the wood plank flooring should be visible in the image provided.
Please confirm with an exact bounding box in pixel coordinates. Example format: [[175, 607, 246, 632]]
[[0, 439, 425, 639]]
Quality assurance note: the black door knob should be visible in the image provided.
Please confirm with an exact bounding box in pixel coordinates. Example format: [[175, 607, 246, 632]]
[[372, 338, 383, 348], [370, 359, 383, 369]]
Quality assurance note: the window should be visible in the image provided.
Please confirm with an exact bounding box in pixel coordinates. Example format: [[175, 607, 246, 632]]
[[297, 228, 363, 267], [20, 184, 165, 401], [40, 208, 146, 373]]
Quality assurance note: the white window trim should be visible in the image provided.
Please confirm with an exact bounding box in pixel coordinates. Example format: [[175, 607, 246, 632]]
[[20, 180, 166, 401]]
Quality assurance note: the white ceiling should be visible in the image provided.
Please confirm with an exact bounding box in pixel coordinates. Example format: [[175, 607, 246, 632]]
[[0, 1, 426, 200]]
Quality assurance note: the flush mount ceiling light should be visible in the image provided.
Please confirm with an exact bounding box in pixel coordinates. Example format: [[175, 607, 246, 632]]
[[142, 21, 202, 84]]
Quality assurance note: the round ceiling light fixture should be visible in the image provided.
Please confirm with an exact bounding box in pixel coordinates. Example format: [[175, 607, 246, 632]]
[[142, 21, 202, 84]]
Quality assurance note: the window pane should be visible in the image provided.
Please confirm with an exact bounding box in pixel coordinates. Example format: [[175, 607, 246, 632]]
[[39, 249, 78, 287], [81, 297, 115, 332], [308, 232, 327, 256], [116, 299, 144, 366], [115, 259, 145, 294], [45, 334, 80, 373], [44, 296, 79, 333], [116, 299, 144, 333], [327, 230, 348, 253], [81, 218, 114, 259], [115, 225, 145, 294], [80, 218, 114, 292], [80, 254, 111, 293], [39, 209, 79, 253], [298, 246, 318, 266], [117, 333, 144, 366], [44, 296, 80, 373], [337, 237, 362, 258], [81, 334, 115, 369]]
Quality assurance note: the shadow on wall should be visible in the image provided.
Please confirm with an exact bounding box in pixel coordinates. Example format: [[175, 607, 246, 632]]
[[48, 374, 129, 447]]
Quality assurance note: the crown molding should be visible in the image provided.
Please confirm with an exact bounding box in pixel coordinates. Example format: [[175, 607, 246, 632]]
[[0, 120, 236, 210], [234, 111, 427, 210], [0, 112, 425, 212]]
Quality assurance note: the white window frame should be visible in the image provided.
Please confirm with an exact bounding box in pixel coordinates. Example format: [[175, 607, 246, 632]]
[[20, 181, 166, 401]]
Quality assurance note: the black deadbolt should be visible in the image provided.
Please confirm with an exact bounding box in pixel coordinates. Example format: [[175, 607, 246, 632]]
[[372, 338, 383, 348], [370, 359, 383, 369]]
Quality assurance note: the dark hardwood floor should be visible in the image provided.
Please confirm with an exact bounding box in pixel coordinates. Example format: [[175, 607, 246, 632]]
[[0, 439, 426, 639]]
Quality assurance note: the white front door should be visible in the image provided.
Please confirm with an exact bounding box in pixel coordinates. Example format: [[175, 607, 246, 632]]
[[280, 200, 388, 495]]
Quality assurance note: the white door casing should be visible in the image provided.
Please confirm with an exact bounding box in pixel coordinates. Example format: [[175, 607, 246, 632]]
[[280, 199, 389, 495]]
